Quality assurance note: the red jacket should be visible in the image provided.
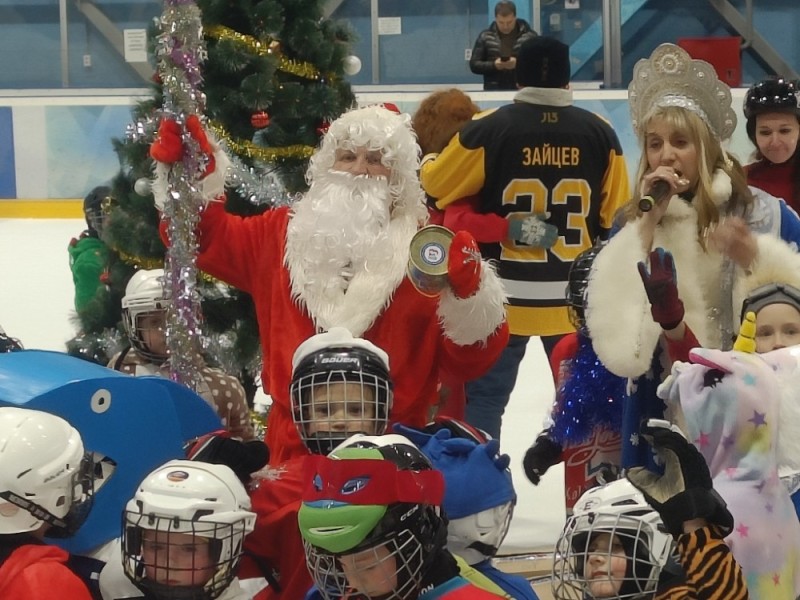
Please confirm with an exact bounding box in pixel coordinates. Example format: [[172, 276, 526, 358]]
[[240, 455, 312, 600], [0, 544, 93, 599]]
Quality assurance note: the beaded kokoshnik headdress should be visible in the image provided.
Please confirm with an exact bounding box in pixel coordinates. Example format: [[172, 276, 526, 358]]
[[628, 43, 737, 141]]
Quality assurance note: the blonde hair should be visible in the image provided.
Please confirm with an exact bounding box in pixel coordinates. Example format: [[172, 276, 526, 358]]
[[622, 105, 753, 240]]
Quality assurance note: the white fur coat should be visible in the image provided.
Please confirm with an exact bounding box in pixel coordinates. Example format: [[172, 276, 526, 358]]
[[586, 172, 800, 378]]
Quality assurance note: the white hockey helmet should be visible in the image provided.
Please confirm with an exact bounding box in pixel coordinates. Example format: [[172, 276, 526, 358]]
[[122, 460, 256, 600], [0, 407, 95, 536], [552, 479, 674, 600], [447, 501, 514, 565], [121, 268, 170, 362], [290, 328, 393, 455]]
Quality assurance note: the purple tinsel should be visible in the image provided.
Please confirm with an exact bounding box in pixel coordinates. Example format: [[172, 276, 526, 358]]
[[550, 334, 627, 446]]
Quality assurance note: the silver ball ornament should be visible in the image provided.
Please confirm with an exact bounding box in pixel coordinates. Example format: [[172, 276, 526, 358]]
[[134, 177, 152, 196], [342, 55, 362, 76]]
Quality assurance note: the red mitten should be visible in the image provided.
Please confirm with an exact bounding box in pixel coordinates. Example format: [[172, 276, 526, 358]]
[[150, 118, 183, 164], [185, 114, 216, 177], [448, 230, 482, 298]]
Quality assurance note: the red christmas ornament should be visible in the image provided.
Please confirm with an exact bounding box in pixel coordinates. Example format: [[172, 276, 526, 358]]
[[316, 119, 331, 136], [251, 111, 271, 129]]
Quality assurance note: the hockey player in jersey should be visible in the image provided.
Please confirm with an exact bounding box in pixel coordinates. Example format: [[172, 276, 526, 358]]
[[150, 105, 509, 464], [0, 407, 98, 599], [419, 35, 629, 440]]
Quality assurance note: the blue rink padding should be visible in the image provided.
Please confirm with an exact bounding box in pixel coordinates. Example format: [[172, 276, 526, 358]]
[[0, 350, 223, 554], [0, 107, 15, 199]]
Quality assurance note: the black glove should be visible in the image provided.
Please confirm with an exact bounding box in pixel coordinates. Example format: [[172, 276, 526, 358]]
[[626, 419, 733, 537], [186, 432, 270, 484], [523, 432, 563, 485]]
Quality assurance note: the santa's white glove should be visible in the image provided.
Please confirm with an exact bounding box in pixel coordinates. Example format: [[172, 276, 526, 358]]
[[508, 214, 559, 248]]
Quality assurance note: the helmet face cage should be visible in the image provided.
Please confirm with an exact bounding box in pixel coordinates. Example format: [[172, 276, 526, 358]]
[[291, 350, 393, 455], [4, 451, 96, 539], [122, 271, 171, 363], [42, 451, 96, 538], [304, 527, 427, 600], [83, 186, 111, 236], [122, 512, 245, 600], [120, 461, 255, 600], [566, 246, 601, 331], [552, 511, 669, 600]]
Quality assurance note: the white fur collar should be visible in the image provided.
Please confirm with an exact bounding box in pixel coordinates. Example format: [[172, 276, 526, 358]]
[[284, 213, 418, 337]]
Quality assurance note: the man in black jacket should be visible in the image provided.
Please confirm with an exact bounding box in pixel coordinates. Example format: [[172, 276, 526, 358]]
[[469, 1, 537, 90]]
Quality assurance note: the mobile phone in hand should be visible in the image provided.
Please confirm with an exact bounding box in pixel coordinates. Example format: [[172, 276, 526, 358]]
[[500, 56, 510, 62]]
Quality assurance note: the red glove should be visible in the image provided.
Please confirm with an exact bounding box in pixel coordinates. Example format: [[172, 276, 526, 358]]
[[448, 230, 482, 298], [637, 248, 684, 330], [150, 118, 183, 163], [185, 114, 216, 177], [150, 116, 215, 177]]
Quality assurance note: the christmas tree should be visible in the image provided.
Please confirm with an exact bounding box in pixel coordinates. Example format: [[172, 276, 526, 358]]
[[67, 0, 357, 404]]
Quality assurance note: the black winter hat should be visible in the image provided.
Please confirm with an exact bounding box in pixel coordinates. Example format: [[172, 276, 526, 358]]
[[516, 36, 571, 88]]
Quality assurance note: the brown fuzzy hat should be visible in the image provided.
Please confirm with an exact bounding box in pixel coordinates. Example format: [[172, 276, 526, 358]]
[[412, 89, 480, 155]]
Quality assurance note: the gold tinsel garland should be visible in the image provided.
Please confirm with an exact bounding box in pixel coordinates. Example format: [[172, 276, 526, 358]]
[[116, 250, 219, 283], [205, 25, 322, 81], [208, 121, 315, 161]]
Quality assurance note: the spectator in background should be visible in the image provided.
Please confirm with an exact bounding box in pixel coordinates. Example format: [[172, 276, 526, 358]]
[[469, 1, 537, 91], [421, 36, 629, 440], [744, 77, 800, 213]]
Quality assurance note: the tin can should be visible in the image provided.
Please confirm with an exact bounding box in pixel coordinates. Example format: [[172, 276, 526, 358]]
[[407, 225, 454, 297]]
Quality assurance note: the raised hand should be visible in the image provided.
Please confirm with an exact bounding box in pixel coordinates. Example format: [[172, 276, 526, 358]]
[[637, 248, 685, 330], [448, 230, 482, 298], [626, 419, 733, 537]]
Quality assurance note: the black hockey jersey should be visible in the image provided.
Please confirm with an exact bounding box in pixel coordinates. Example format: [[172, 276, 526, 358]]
[[421, 96, 629, 336]]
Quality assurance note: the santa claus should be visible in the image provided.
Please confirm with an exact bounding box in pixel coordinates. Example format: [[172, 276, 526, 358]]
[[153, 105, 509, 464]]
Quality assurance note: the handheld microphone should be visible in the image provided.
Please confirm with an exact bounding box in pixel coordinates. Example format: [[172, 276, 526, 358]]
[[638, 179, 672, 213]]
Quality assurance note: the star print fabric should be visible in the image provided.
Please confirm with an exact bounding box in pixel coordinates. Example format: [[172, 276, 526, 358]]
[[657, 347, 800, 598]]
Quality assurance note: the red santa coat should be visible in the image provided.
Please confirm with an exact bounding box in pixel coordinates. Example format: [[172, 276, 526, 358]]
[[190, 202, 508, 464]]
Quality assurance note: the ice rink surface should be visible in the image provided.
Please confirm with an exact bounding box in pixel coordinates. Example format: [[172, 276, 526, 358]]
[[0, 217, 567, 554]]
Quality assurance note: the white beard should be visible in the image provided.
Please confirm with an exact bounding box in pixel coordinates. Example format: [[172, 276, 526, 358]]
[[285, 171, 421, 335]]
